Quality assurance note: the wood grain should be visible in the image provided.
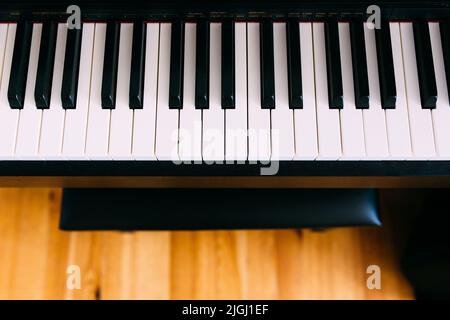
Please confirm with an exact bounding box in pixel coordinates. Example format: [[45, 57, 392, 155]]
[[1, 176, 450, 188], [0, 188, 414, 299]]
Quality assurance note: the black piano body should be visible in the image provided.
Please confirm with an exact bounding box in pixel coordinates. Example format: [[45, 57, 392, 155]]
[[0, 1, 449, 187]]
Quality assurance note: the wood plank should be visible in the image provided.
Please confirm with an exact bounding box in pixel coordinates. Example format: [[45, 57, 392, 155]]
[[98, 231, 171, 299], [63, 232, 100, 300], [0, 189, 22, 299], [236, 231, 279, 299], [5, 189, 53, 299]]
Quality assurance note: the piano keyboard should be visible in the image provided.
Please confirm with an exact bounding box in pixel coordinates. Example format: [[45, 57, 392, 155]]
[[1, 20, 450, 162]]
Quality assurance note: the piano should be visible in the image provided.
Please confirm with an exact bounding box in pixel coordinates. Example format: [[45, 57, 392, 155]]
[[0, 0, 448, 187]]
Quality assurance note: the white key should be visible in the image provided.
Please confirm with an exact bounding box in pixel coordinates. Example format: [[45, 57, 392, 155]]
[[400, 22, 436, 159], [247, 22, 271, 162], [385, 23, 412, 159], [429, 22, 450, 159], [155, 23, 179, 161], [293, 22, 318, 160], [0, 24, 19, 159], [85, 23, 111, 160], [14, 24, 43, 160], [0, 24, 7, 83], [362, 22, 389, 159], [271, 22, 295, 160], [132, 23, 158, 160], [225, 22, 247, 162], [338, 22, 365, 159], [38, 24, 67, 159], [108, 23, 134, 159], [203, 22, 225, 163], [313, 22, 341, 160], [62, 24, 95, 159], [178, 23, 202, 162]]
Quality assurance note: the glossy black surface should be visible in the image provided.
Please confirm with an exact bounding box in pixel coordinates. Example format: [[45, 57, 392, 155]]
[[413, 21, 437, 109], [1, 160, 450, 177], [350, 20, 370, 109], [8, 21, 32, 109], [1, 1, 449, 21], [168, 20, 184, 109], [260, 18, 275, 109], [101, 22, 120, 109], [221, 19, 235, 109], [35, 21, 57, 109], [376, 20, 397, 109], [60, 188, 380, 230], [325, 19, 343, 109], [61, 27, 82, 109], [286, 18, 303, 109], [129, 21, 146, 109], [195, 19, 210, 109]]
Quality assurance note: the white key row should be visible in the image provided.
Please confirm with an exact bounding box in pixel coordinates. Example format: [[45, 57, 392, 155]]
[[0, 22, 449, 161]]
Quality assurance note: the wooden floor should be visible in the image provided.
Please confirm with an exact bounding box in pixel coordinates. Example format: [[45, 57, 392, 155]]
[[0, 188, 417, 299]]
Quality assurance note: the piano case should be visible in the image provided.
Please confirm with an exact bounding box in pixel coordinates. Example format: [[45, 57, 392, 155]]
[[60, 188, 381, 230]]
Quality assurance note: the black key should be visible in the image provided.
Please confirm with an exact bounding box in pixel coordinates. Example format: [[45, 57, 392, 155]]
[[61, 26, 82, 109], [8, 21, 33, 109], [260, 19, 275, 109], [440, 20, 450, 102], [129, 21, 146, 109], [168, 20, 184, 109], [34, 21, 58, 109], [325, 19, 343, 109], [221, 19, 235, 109], [413, 21, 437, 109], [101, 22, 120, 109], [35, 21, 57, 109], [195, 19, 209, 109], [350, 20, 370, 109], [286, 18, 302, 109], [375, 20, 397, 109]]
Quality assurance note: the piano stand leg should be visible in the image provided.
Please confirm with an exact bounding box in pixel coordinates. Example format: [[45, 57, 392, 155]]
[[402, 190, 450, 299], [59, 188, 381, 231]]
